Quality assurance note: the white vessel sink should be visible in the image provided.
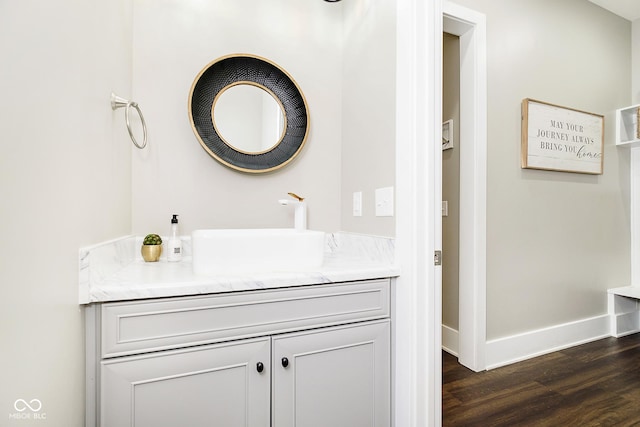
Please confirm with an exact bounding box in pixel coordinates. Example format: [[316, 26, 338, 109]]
[[192, 228, 326, 275]]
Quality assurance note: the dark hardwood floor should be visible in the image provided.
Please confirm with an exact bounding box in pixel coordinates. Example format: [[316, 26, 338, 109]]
[[443, 333, 640, 426]]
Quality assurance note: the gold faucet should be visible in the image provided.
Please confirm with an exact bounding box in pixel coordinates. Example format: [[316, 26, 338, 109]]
[[287, 192, 305, 202]]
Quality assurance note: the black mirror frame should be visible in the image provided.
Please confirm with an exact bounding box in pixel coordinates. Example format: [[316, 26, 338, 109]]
[[189, 54, 310, 173]]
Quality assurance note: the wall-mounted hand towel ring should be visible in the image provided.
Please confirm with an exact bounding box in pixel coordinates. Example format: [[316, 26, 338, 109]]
[[111, 92, 148, 149]]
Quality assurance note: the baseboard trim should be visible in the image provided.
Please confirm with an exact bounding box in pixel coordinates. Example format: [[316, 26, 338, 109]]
[[485, 314, 610, 370], [442, 324, 458, 356]]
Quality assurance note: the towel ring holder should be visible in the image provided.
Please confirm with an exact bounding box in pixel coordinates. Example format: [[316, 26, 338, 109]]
[[111, 92, 148, 149]]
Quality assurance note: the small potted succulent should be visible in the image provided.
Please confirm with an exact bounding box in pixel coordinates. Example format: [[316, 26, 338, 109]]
[[141, 233, 163, 262]]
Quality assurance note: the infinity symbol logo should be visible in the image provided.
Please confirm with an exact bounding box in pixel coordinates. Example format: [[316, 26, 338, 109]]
[[14, 399, 42, 412]]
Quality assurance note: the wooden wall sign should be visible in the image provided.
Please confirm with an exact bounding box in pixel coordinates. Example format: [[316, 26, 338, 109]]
[[521, 98, 604, 174]]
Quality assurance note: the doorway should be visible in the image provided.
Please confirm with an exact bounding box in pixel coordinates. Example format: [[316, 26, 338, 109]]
[[442, 31, 461, 357], [443, 3, 487, 372]]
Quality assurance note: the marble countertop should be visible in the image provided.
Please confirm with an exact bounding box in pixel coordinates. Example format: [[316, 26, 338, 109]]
[[79, 232, 399, 304]]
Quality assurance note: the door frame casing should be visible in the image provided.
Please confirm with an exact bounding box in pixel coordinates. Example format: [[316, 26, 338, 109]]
[[443, 2, 487, 372], [394, 1, 486, 425], [394, 0, 442, 426]]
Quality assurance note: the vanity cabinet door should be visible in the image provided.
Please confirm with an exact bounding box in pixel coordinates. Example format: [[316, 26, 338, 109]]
[[272, 320, 390, 427], [100, 337, 270, 427]]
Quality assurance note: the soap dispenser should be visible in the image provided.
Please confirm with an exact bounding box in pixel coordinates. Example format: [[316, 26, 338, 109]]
[[167, 214, 182, 262]]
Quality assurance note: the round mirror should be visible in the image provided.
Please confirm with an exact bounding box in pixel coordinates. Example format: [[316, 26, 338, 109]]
[[189, 54, 310, 174], [212, 83, 285, 154]]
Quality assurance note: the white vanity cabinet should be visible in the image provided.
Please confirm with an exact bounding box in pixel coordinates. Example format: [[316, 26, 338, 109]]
[[86, 278, 391, 427]]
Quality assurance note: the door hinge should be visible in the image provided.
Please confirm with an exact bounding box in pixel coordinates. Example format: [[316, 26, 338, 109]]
[[434, 250, 442, 266]]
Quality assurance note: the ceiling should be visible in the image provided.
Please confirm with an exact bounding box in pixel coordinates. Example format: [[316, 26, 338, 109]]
[[588, 0, 640, 21]]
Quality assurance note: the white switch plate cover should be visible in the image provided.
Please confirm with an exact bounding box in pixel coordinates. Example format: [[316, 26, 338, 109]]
[[353, 191, 362, 216], [375, 186, 394, 217], [442, 200, 448, 217]]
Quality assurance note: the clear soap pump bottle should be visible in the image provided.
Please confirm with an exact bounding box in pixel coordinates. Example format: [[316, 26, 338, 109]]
[[167, 214, 182, 262]]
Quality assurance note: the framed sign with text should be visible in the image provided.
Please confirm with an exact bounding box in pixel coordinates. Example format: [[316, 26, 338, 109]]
[[521, 98, 604, 174]]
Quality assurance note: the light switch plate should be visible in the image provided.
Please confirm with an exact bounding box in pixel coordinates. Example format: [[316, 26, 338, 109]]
[[442, 201, 448, 217], [375, 187, 394, 217], [353, 191, 362, 217]]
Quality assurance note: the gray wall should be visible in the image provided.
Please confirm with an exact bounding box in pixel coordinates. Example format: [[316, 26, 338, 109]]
[[452, 0, 631, 340], [0, 0, 132, 424], [340, 0, 397, 237], [131, 0, 345, 235], [129, 0, 396, 238], [442, 33, 461, 331]]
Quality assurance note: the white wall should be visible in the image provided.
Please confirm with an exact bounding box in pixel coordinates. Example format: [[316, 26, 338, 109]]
[[131, 0, 344, 236], [451, 0, 632, 341], [341, 0, 397, 237], [0, 0, 132, 424]]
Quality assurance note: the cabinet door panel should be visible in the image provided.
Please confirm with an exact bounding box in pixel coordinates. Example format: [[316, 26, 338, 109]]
[[101, 337, 270, 427], [272, 320, 390, 427]]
